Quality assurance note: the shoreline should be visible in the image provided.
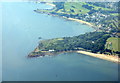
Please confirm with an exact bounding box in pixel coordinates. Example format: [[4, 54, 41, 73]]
[[44, 2, 96, 29], [33, 3, 119, 63], [35, 9, 97, 30], [77, 51, 119, 63], [45, 3, 56, 7], [29, 47, 119, 63], [63, 17, 94, 27]]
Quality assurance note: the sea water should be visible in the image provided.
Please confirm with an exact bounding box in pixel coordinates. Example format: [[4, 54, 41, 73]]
[[2, 2, 118, 81]]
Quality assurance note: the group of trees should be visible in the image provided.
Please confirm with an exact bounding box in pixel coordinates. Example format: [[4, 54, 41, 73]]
[[53, 2, 65, 11], [82, 5, 94, 10]]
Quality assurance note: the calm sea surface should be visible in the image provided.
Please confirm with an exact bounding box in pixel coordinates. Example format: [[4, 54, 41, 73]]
[[0, 2, 2, 82], [2, 2, 118, 81]]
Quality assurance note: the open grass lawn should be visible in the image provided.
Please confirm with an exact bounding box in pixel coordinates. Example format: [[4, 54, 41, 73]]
[[106, 37, 120, 52], [64, 2, 90, 14]]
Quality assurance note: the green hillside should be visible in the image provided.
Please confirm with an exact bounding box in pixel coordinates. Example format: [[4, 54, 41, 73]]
[[36, 2, 119, 33], [105, 37, 120, 52]]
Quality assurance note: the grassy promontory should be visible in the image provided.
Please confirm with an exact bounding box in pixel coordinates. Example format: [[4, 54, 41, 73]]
[[28, 32, 120, 63]]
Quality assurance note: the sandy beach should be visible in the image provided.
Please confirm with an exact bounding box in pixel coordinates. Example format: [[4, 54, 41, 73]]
[[67, 17, 94, 27], [77, 51, 119, 63]]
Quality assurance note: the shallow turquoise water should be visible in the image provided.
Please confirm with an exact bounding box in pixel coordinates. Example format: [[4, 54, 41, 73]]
[[2, 2, 118, 81]]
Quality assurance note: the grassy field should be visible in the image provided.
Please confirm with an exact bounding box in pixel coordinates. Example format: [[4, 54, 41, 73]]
[[64, 2, 90, 14], [56, 2, 114, 15], [105, 37, 120, 52]]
